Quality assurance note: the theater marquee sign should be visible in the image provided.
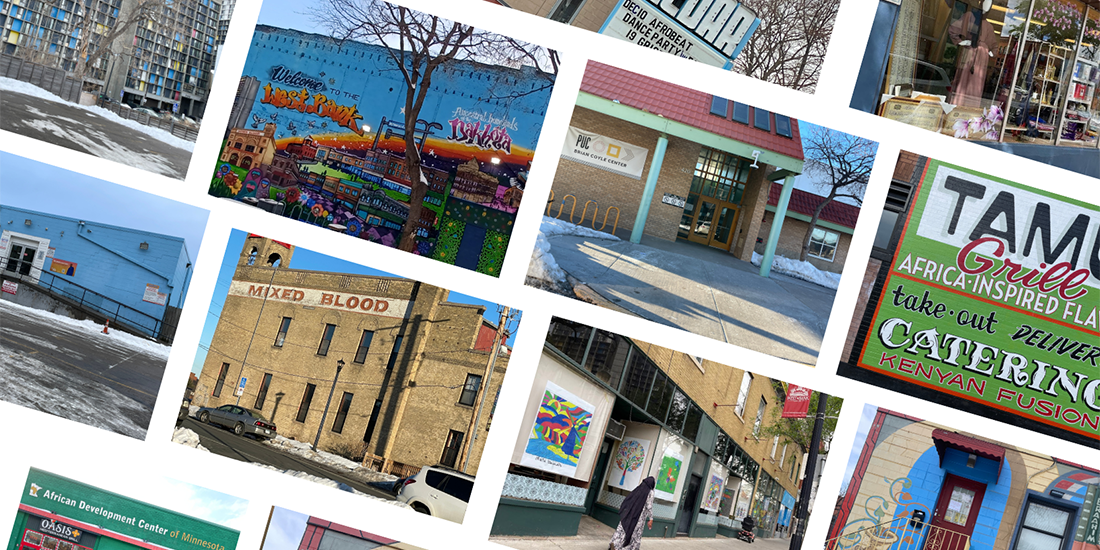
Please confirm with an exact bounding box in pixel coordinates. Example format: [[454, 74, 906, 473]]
[[600, 0, 760, 69], [858, 160, 1099, 440]]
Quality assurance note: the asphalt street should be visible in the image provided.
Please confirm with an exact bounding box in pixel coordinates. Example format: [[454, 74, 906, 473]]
[[0, 90, 191, 178], [180, 416, 397, 501]]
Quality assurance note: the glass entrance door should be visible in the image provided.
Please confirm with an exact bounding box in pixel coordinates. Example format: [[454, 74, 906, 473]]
[[5, 244, 37, 276], [681, 198, 740, 250]]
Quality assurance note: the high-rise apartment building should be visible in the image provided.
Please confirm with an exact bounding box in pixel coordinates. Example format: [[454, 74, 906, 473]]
[[0, 0, 220, 117]]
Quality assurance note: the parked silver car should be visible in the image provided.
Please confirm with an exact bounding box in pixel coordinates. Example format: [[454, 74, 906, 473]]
[[196, 404, 277, 440], [396, 466, 474, 523]]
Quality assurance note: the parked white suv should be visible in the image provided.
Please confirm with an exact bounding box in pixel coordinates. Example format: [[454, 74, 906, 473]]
[[396, 466, 474, 523]]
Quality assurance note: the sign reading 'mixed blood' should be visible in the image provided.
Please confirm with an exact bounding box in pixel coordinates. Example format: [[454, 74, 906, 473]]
[[858, 160, 1099, 440], [227, 280, 409, 318]]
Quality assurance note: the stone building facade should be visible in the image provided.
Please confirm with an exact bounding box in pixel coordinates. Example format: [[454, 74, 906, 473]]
[[493, 317, 807, 540], [195, 235, 507, 475], [220, 124, 277, 170], [830, 408, 1099, 550]]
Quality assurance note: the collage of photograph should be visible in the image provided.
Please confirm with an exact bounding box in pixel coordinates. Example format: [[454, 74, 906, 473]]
[[0, 0, 1095, 548]]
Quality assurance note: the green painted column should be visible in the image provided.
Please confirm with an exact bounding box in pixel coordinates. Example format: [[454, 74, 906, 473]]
[[760, 174, 796, 278], [631, 133, 669, 243]]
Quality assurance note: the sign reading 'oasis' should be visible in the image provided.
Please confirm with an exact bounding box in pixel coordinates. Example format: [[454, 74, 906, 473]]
[[858, 161, 1099, 440]]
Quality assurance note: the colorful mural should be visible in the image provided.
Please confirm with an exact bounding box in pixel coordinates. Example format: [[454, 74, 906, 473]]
[[210, 21, 554, 276], [520, 382, 594, 478], [609, 438, 650, 490], [655, 453, 682, 498]]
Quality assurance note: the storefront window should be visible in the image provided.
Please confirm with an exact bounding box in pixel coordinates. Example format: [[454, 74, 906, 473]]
[[666, 389, 689, 432], [621, 351, 656, 406], [583, 330, 630, 388], [546, 318, 592, 365], [682, 403, 703, 441], [646, 371, 674, 422]]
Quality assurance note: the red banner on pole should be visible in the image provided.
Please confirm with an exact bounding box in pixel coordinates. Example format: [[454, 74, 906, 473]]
[[782, 385, 812, 418]]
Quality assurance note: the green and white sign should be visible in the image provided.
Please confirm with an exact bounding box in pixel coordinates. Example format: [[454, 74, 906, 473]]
[[857, 160, 1099, 441], [19, 469, 239, 550]]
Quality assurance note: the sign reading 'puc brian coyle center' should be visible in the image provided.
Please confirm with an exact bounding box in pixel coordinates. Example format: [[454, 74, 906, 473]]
[[857, 160, 1099, 440]]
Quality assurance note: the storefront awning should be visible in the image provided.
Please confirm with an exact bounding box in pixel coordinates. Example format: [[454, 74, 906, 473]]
[[931, 429, 1005, 475]]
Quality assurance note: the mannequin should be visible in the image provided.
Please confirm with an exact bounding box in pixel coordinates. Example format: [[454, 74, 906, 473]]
[[948, 0, 997, 108]]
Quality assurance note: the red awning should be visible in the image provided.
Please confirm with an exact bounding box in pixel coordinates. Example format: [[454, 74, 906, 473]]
[[931, 429, 1006, 476]]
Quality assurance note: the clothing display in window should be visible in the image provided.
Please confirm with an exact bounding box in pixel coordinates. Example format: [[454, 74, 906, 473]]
[[948, 6, 997, 108]]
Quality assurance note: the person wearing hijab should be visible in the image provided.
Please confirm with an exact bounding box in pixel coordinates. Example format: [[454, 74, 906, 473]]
[[610, 476, 656, 550]]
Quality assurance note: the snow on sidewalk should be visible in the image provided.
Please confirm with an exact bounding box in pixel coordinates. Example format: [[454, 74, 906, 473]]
[[0, 299, 171, 359], [250, 464, 410, 508], [528, 216, 619, 292], [0, 76, 196, 152], [752, 252, 842, 289], [264, 435, 399, 483], [173, 427, 210, 452]]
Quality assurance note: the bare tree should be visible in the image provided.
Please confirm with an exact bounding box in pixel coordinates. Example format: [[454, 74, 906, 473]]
[[798, 126, 875, 262], [734, 0, 838, 92], [74, 0, 166, 88], [310, 0, 556, 253]]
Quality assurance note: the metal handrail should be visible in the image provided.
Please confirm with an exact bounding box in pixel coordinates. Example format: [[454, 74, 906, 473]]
[[826, 517, 972, 550], [2, 263, 174, 342]]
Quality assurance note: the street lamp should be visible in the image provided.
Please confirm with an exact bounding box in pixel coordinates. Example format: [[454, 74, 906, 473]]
[[312, 358, 345, 451]]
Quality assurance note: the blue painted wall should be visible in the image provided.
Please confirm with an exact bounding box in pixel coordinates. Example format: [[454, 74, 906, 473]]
[[897, 447, 1013, 550], [0, 206, 192, 321]]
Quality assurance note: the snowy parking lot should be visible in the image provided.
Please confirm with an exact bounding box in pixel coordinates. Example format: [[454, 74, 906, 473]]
[[0, 299, 172, 438], [0, 77, 194, 178]]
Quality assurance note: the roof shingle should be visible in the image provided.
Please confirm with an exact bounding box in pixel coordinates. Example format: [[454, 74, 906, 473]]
[[768, 181, 860, 229]]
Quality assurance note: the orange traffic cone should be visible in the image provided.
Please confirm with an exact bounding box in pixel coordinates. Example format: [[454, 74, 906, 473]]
[[103, 320, 110, 334]]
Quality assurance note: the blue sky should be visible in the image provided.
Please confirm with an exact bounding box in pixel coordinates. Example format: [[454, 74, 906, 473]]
[[0, 152, 209, 264], [792, 122, 879, 207], [262, 507, 309, 550], [256, 0, 325, 33], [839, 404, 878, 496], [192, 230, 520, 373], [119, 476, 250, 531]]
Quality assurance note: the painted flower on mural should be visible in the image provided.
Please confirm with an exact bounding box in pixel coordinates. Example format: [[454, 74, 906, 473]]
[[286, 187, 302, 204], [614, 440, 646, 485], [953, 105, 1003, 140], [216, 164, 231, 178], [346, 219, 362, 237]]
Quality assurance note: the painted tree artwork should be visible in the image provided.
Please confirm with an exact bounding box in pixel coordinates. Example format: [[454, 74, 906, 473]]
[[608, 437, 651, 490], [520, 381, 594, 478]]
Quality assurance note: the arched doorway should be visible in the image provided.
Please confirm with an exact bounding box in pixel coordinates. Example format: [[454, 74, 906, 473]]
[[241, 156, 253, 169]]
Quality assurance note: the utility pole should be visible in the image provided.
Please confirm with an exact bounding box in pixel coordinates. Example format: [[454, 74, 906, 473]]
[[234, 264, 277, 406], [459, 306, 509, 473], [788, 392, 829, 550], [312, 358, 345, 451]]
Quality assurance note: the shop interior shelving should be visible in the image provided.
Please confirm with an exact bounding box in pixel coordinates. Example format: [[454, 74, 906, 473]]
[[1056, 48, 1100, 146], [1004, 41, 1072, 144]]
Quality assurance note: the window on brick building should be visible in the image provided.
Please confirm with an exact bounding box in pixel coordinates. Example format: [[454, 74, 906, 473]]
[[317, 323, 336, 355], [362, 399, 382, 444], [731, 103, 750, 124], [735, 372, 753, 416], [212, 362, 229, 397], [808, 228, 839, 262], [439, 430, 464, 468], [274, 317, 291, 347], [254, 372, 272, 409], [547, 0, 584, 24], [459, 374, 482, 406], [753, 108, 772, 132], [354, 330, 374, 363], [331, 392, 353, 433], [775, 115, 793, 137], [385, 335, 403, 371], [295, 383, 316, 423], [709, 95, 729, 117], [753, 397, 767, 436]]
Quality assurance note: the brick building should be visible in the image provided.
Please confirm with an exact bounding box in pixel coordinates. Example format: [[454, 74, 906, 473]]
[[220, 124, 277, 170], [492, 317, 806, 540], [195, 235, 508, 475], [548, 61, 858, 274], [830, 408, 1099, 550]]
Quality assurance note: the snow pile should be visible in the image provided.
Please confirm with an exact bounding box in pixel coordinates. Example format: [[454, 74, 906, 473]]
[[1, 300, 171, 359], [752, 252, 842, 289], [251, 464, 410, 508], [527, 216, 620, 294], [0, 76, 196, 152], [172, 427, 210, 452], [264, 435, 398, 482], [539, 215, 621, 240]]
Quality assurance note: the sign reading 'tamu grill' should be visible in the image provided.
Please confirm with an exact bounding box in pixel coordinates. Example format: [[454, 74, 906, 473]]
[[17, 469, 239, 550], [857, 160, 1099, 441]]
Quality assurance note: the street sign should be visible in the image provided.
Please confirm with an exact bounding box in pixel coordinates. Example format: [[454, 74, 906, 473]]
[[173, 102, 180, 113], [235, 377, 247, 396]]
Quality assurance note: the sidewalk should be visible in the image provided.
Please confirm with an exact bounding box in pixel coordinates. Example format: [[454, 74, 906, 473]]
[[493, 516, 793, 550], [546, 232, 837, 366]]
